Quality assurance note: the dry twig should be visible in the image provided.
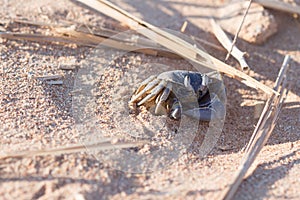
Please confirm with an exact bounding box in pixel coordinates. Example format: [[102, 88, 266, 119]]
[[220, 55, 290, 200], [210, 18, 249, 70], [0, 139, 146, 160], [180, 21, 188, 33], [225, 0, 253, 61]]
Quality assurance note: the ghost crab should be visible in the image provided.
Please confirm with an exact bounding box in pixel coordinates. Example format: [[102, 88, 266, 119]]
[[129, 70, 226, 121]]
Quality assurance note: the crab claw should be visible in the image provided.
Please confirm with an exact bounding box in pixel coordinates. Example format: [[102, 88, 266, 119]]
[[182, 94, 225, 121]]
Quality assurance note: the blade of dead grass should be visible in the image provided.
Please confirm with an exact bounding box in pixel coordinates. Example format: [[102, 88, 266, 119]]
[[225, 0, 253, 61], [16, 18, 225, 52], [220, 55, 290, 200], [2, 19, 164, 53], [210, 18, 249, 70], [73, 0, 277, 96], [0, 32, 82, 45], [15, 18, 225, 57], [0, 31, 179, 58], [254, 0, 300, 15], [244, 55, 290, 153], [0, 139, 146, 159]]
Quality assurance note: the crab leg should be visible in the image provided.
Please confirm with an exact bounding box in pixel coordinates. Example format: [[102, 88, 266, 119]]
[[154, 82, 172, 115], [130, 78, 160, 103], [134, 75, 156, 95], [137, 80, 167, 106]]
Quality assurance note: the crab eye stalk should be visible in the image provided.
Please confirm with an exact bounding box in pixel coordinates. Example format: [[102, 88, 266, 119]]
[[184, 75, 194, 91], [201, 74, 209, 87], [197, 74, 208, 97]]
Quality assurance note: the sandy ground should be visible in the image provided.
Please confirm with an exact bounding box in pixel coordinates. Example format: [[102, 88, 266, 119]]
[[0, 0, 300, 199]]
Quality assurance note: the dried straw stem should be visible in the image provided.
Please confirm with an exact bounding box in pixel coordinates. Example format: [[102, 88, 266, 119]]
[[220, 55, 290, 200], [0, 140, 146, 160], [210, 18, 249, 70], [0, 22, 180, 59]]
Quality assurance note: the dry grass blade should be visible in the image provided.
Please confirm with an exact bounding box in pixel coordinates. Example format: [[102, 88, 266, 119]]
[[53, 27, 180, 58], [210, 18, 249, 70], [0, 31, 179, 58], [225, 0, 253, 61], [73, 0, 277, 95], [220, 55, 290, 200], [14, 18, 122, 39], [244, 55, 290, 152], [0, 140, 146, 160], [254, 0, 300, 15], [0, 32, 82, 45], [13, 19, 68, 28], [14, 19, 166, 49]]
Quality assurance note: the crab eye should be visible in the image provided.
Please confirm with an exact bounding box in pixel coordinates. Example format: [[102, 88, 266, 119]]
[[184, 75, 193, 91]]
